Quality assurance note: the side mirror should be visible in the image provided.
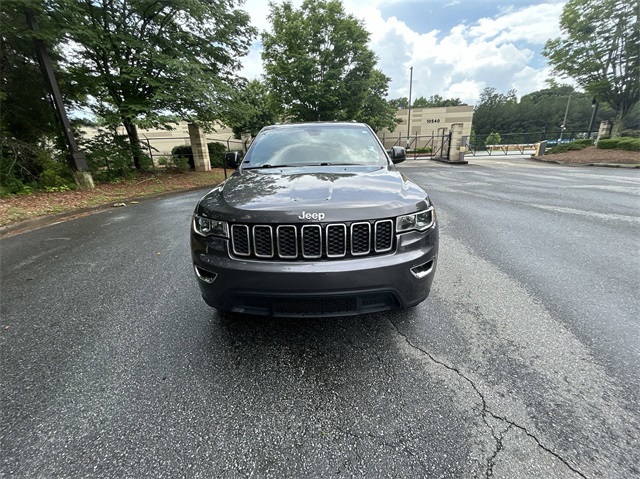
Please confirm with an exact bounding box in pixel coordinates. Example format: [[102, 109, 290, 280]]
[[390, 146, 406, 164]]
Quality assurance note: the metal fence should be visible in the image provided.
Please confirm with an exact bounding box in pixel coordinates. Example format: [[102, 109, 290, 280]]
[[139, 135, 249, 165], [464, 129, 597, 156], [379, 132, 452, 160]]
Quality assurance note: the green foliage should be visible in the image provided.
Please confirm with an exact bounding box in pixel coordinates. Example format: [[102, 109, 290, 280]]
[[207, 142, 226, 168], [597, 139, 619, 149], [596, 137, 640, 150], [0, 135, 77, 194], [83, 131, 140, 181], [223, 80, 280, 139], [171, 145, 193, 159], [473, 84, 616, 136], [571, 139, 594, 147], [0, 1, 84, 192], [543, 0, 639, 137], [412, 95, 466, 108], [388, 97, 409, 110], [262, 0, 398, 131], [169, 143, 228, 168], [0, 0, 73, 146], [614, 138, 640, 151], [485, 132, 502, 145], [49, 0, 256, 168], [158, 155, 190, 173], [358, 70, 402, 132], [546, 140, 592, 154]]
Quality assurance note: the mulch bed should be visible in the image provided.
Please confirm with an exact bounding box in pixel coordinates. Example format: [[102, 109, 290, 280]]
[[541, 146, 640, 164]]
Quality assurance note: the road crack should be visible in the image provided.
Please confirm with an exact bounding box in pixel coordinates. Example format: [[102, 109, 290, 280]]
[[387, 318, 588, 479]]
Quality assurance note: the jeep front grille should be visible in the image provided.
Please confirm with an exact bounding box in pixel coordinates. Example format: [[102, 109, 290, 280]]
[[230, 220, 394, 260]]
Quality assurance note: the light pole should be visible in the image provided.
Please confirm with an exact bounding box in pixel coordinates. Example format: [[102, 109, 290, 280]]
[[407, 66, 413, 148], [588, 98, 599, 137], [559, 90, 572, 141]]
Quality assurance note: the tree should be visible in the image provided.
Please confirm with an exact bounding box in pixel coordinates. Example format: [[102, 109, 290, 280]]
[[388, 97, 409, 110], [261, 0, 398, 130], [0, 0, 80, 191], [472, 87, 518, 135], [223, 80, 280, 138], [357, 70, 401, 132], [50, 0, 256, 169], [412, 95, 465, 108], [543, 0, 639, 137]]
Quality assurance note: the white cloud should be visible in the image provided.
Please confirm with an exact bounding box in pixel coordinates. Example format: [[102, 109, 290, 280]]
[[238, 0, 567, 105]]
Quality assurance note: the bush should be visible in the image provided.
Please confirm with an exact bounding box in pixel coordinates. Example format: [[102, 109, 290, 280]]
[[615, 138, 640, 151], [597, 139, 619, 149], [485, 132, 501, 145], [571, 139, 594, 147], [169, 143, 230, 169], [0, 138, 76, 195], [207, 142, 226, 167], [546, 142, 588, 154], [83, 131, 140, 181], [413, 147, 432, 154], [158, 155, 190, 173], [171, 144, 194, 170], [171, 144, 193, 158]]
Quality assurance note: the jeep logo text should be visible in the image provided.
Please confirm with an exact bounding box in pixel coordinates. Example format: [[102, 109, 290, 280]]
[[298, 211, 325, 221]]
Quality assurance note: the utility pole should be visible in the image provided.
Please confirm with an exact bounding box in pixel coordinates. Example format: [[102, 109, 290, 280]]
[[407, 66, 413, 148], [25, 9, 94, 188], [559, 90, 572, 141], [588, 98, 599, 137]]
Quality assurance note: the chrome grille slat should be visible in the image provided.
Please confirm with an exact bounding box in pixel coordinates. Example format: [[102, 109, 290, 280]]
[[229, 221, 393, 260], [276, 225, 298, 258], [351, 222, 371, 256], [374, 219, 393, 253], [231, 224, 250, 256], [302, 225, 322, 258], [253, 225, 274, 258], [326, 224, 347, 257]]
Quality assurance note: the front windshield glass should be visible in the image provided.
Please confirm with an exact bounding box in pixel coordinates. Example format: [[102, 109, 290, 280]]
[[242, 124, 388, 168]]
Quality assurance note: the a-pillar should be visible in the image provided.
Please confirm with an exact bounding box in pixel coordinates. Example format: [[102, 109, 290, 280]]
[[188, 123, 211, 171]]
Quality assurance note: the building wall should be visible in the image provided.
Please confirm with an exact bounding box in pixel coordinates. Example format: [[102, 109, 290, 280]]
[[79, 121, 244, 160], [378, 106, 474, 148]]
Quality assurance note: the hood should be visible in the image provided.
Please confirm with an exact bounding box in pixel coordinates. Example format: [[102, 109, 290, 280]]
[[197, 165, 430, 223]]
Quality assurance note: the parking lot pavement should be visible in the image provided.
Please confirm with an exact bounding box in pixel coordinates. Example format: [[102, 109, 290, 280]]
[[1, 161, 638, 477]]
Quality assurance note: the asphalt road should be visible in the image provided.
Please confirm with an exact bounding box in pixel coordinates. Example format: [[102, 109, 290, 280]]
[[1, 157, 639, 478]]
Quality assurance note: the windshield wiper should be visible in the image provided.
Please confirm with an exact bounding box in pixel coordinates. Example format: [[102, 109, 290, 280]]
[[243, 163, 319, 169]]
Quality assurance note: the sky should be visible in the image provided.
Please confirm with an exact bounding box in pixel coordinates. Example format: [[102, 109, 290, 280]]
[[239, 0, 569, 105]]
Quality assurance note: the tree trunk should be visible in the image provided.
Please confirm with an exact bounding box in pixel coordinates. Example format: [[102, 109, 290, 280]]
[[122, 117, 143, 170], [610, 110, 625, 138]]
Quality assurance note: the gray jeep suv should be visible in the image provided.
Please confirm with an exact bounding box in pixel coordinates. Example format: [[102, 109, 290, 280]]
[[191, 122, 438, 317]]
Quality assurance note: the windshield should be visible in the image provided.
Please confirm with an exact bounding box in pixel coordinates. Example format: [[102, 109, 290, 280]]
[[242, 124, 389, 169]]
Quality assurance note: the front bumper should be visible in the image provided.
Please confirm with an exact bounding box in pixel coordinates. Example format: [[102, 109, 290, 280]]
[[191, 225, 438, 317]]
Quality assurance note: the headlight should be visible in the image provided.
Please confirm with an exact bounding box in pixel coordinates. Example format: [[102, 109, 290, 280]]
[[396, 207, 436, 233], [193, 215, 228, 237]]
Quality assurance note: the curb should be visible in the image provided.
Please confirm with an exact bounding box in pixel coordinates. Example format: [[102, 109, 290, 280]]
[[0, 185, 214, 238], [528, 155, 640, 168]]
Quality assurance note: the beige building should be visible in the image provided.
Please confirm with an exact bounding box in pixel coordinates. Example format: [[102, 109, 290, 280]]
[[80, 121, 245, 161], [378, 105, 474, 149]]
